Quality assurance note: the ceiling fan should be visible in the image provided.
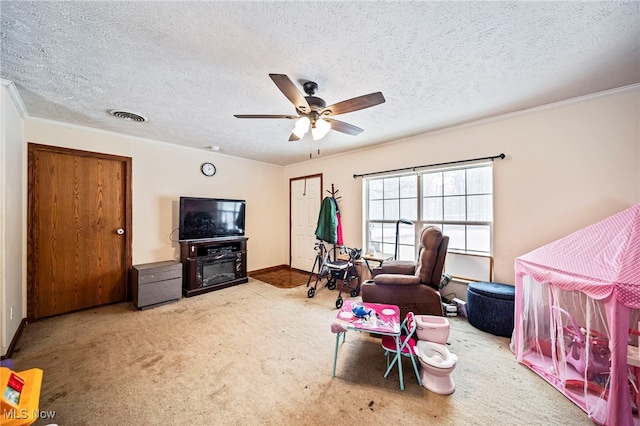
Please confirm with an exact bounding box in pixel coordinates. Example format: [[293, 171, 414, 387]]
[[234, 74, 385, 142]]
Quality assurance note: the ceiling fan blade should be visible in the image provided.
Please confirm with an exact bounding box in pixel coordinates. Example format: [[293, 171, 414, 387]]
[[288, 132, 300, 142], [234, 114, 298, 119], [269, 74, 311, 114], [320, 92, 385, 116], [324, 118, 363, 136]]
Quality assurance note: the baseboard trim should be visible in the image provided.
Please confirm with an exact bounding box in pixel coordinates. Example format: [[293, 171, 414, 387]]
[[1, 318, 27, 359]]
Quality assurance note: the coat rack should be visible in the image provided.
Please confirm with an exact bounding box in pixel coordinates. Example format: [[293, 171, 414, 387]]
[[323, 183, 342, 258], [327, 183, 341, 201]]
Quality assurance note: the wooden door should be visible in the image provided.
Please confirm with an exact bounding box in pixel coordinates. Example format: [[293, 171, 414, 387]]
[[290, 175, 321, 272], [28, 144, 132, 320]]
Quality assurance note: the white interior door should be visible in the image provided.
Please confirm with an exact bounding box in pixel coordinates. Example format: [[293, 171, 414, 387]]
[[290, 176, 321, 272]]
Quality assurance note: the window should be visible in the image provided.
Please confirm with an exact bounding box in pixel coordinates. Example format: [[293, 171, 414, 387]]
[[364, 163, 493, 279], [421, 166, 493, 253], [367, 175, 417, 259]]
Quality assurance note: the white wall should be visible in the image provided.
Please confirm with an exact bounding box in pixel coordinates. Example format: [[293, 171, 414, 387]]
[[1, 102, 289, 355], [283, 86, 640, 288], [1, 82, 25, 355], [2, 84, 638, 352], [23, 120, 288, 270]]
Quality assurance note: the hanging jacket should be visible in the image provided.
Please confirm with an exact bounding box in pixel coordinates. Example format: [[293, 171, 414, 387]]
[[331, 196, 343, 244], [335, 207, 344, 245], [315, 196, 337, 243]]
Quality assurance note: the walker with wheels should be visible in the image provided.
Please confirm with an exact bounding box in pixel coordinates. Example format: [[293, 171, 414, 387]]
[[305, 242, 362, 308], [306, 241, 339, 298], [329, 245, 362, 309]]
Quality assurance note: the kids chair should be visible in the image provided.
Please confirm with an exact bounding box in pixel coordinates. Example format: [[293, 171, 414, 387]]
[[381, 311, 422, 389]]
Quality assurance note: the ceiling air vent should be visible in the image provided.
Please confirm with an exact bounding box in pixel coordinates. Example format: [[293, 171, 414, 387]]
[[108, 109, 147, 122]]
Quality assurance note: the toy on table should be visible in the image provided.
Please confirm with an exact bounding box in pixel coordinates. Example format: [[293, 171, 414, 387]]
[[352, 304, 372, 319]]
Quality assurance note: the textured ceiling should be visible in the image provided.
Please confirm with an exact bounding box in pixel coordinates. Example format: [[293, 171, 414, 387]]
[[1, 1, 639, 166]]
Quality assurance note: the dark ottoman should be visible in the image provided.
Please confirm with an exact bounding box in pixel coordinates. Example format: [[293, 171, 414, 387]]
[[467, 282, 515, 338]]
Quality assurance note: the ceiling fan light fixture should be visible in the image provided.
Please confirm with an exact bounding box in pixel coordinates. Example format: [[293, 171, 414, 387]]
[[292, 117, 310, 138], [311, 118, 331, 141], [235, 74, 384, 143]]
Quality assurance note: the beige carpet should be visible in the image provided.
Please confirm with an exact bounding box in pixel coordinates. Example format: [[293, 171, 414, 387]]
[[11, 279, 591, 426]]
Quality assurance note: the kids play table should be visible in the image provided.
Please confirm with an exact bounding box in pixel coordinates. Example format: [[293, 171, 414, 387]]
[[331, 300, 405, 389]]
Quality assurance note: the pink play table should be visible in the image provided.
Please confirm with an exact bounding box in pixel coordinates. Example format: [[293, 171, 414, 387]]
[[331, 300, 406, 389]]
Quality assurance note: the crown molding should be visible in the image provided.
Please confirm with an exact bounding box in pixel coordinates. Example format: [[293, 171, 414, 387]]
[[25, 115, 281, 168], [376, 82, 640, 148], [0, 79, 29, 119]]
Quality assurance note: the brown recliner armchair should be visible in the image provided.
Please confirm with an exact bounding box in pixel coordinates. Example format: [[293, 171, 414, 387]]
[[361, 226, 449, 318]]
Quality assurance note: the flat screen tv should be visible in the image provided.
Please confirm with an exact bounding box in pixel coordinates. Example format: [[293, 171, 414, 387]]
[[179, 197, 245, 241]]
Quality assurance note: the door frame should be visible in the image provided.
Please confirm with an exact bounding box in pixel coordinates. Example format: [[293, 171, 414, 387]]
[[289, 173, 322, 269], [27, 143, 133, 320]]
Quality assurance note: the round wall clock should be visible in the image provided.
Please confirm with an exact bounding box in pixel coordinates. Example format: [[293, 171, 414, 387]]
[[201, 162, 216, 176]]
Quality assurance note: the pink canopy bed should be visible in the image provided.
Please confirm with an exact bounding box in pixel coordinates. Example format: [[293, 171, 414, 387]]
[[513, 204, 640, 425]]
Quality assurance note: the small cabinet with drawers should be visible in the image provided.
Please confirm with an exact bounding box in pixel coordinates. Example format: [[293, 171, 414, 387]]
[[131, 260, 182, 309]]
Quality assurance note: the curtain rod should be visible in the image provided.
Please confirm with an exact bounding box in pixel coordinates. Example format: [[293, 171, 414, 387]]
[[353, 153, 506, 179]]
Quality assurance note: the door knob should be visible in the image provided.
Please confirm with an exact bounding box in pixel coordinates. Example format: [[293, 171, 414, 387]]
[[116, 228, 125, 235]]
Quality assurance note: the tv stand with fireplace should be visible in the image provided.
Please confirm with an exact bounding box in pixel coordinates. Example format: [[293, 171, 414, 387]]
[[180, 237, 248, 297]]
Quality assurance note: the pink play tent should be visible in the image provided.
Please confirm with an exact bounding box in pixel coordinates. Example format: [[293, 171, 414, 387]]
[[512, 204, 640, 425]]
